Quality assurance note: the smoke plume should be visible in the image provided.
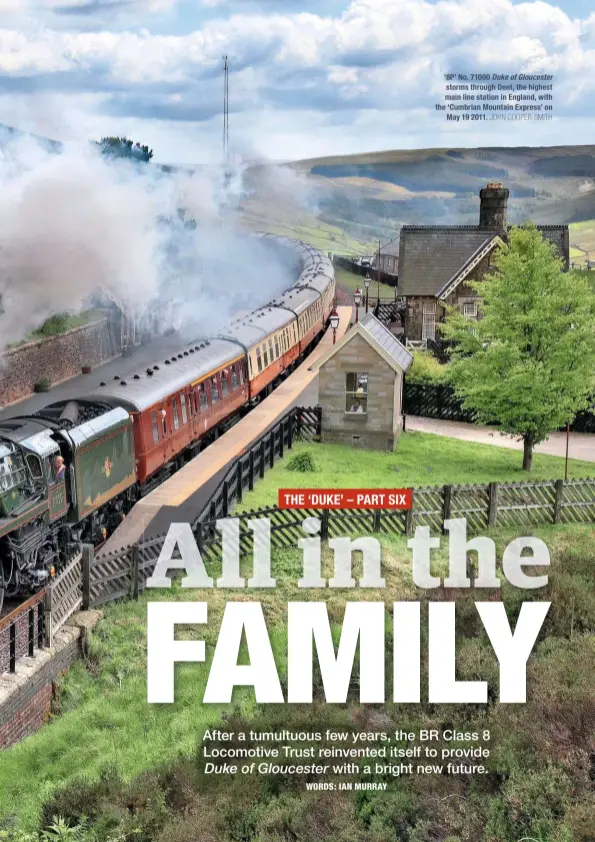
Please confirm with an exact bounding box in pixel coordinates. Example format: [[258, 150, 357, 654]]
[[0, 134, 303, 347]]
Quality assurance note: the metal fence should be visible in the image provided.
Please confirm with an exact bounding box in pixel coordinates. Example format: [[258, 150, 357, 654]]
[[404, 382, 595, 433]]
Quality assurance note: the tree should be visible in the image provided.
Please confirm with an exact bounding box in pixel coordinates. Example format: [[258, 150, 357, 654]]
[[440, 222, 595, 471], [96, 136, 153, 162]]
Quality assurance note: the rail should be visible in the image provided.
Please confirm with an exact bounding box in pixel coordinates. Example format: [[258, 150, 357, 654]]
[[0, 591, 45, 675]]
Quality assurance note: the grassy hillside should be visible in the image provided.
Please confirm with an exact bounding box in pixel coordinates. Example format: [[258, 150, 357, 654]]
[[1, 518, 593, 841], [240, 145, 595, 254]]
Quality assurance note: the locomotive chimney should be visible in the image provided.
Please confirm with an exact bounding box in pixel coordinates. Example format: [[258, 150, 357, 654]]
[[479, 182, 509, 230]]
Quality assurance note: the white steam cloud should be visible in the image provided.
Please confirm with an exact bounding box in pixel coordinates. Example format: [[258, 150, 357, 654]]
[[0, 135, 304, 347]]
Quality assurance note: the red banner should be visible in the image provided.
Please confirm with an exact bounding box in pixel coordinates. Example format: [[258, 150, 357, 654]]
[[278, 488, 413, 510]]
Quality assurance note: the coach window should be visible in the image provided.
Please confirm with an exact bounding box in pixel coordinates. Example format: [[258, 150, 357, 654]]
[[160, 408, 168, 436], [221, 370, 229, 397], [269, 339, 275, 361], [345, 372, 368, 414], [231, 364, 239, 389], [255, 348, 262, 373], [239, 362, 244, 384], [151, 411, 160, 443], [263, 343, 269, 366], [173, 398, 180, 430], [212, 376, 220, 404], [180, 393, 188, 424], [199, 383, 208, 411], [274, 336, 280, 358]]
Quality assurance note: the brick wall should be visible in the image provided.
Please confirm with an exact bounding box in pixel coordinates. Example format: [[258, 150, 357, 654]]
[[0, 629, 81, 749], [0, 316, 120, 406], [318, 332, 402, 451]]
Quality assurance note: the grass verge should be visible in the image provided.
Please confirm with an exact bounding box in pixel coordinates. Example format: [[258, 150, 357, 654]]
[[235, 434, 594, 512]]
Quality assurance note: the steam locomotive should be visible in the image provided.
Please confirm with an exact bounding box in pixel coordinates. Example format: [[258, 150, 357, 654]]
[[0, 239, 336, 611]]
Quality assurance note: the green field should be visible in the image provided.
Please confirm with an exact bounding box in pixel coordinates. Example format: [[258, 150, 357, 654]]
[[236, 434, 594, 512], [333, 266, 396, 298]]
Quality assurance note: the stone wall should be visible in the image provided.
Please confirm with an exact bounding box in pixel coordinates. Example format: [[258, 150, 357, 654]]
[[0, 626, 82, 748], [319, 332, 402, 451], [0, 316, 120, 406]]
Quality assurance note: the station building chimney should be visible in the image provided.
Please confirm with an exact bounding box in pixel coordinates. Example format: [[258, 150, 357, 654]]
[[479, 182, 509, 230]]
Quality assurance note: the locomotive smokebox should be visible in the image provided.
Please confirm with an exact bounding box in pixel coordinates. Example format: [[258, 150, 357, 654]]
[[479, 182, 509, 230]]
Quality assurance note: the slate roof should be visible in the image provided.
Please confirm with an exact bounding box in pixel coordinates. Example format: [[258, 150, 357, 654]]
[[397, 226, 498, 297], [379, 237, 400, 256], [310, 313, 413, 374], [359, 313, 413, 372], [398, 224, 569, 298]]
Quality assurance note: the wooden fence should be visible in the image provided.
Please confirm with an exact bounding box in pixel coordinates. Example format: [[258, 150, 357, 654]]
[[403, 382, 595, 434], [41, 476, 595, 610], [2, 398, 594, 675]]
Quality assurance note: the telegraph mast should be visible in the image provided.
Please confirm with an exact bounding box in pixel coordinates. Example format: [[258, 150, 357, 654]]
[[223, 55, 229, 168]]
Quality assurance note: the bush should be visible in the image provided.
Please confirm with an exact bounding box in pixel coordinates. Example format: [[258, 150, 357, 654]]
[[286, 451, 317, 472], [34, 377, 52, 393], [38, 313, 71, 337], [407, 351, 450, 385]]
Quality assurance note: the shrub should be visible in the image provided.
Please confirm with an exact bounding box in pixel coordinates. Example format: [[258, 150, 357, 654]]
[[407, 351, 450, 385], [34, 377, 52, 393], [38, 313, 71, 337], [286, 451, 317, 472]]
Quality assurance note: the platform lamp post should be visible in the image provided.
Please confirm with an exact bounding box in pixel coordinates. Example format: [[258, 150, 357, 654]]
[[354, 287, 362, 324], [364, 273, 371, 314], [329, 307, 339, 344]]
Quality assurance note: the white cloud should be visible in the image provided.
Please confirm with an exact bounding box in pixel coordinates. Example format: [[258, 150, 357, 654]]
[[0, 0, 592, 161]]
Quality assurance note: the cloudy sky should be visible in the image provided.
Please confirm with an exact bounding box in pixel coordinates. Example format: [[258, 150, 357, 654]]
[[0, 0, 594, 164]]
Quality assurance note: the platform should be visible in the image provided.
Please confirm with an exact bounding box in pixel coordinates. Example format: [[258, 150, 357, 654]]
[[98, 307, 352, 553]]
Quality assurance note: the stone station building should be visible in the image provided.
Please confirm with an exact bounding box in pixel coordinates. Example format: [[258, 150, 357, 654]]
[[309, 313, 413, 451]]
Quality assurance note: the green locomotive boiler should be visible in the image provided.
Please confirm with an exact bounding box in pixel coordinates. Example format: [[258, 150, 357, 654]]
[[0, 400, 137, 611]]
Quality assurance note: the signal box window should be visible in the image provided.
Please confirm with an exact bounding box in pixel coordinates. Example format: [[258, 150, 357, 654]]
[[173, 399, 180, 430], [221, 371, 229, 397], [345, 373, 368, 414], [212, 377, 220, 404], [151, 411, 160, 443], [463, 302, 478, 320], [180, 393, 188, 424]]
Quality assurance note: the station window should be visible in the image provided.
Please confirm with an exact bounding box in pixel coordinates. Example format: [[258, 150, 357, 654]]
[[231, 365, 239, 389], [462, 302, 478, 320], [345, 372, 368, 415], [256, 348, 262, 373], [151, 411, 160, 444], [180, 393, 188, 424], [221, 371, 229, 397], [173, 399, 180, 430], [212, 377, 220, 404], [263, 344, 269, 366]]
